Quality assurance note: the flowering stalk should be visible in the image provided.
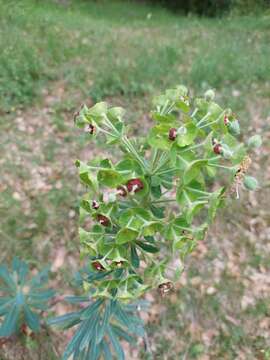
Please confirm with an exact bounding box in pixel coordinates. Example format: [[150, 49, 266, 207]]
[[57, 85, 262, 360]]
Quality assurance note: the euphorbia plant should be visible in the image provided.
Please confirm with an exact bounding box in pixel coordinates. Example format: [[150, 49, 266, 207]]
[[51, 85, 261, 359]]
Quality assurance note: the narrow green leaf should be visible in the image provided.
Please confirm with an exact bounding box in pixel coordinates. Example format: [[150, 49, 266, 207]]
[[24, 304, 40, 332], [136, 241, 159, 253], [101, 340, 113, 360], [107, 325, 125, 360], [0, 302, 20, 337], [130, 245, 140, 268]]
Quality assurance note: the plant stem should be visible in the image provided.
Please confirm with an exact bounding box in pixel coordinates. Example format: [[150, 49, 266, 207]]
[[196, 112, 210, 127], [186, 187, 211, 196], [152, 198, 176, 204], [208, 163, 232, 170]]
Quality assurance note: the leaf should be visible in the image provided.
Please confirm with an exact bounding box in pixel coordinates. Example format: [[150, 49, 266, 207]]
[[107, 325, 125, 360], [87, 102, 108, 123], [148, 125, 172, 150], [135, 241, 159, 253], [97, 169, 123, 188], [151, 185, 162, 199], [76, 160, 98, 191], [28, 289, 55, 303], [0, 298, 14, 316], [0, 265, 16, 292], [208, 187, 225, 223], [12, 257, 28, 285], [116, 228, 138, 244], [107, 107, 125, 121], [177, 122, 198, 147], [24, 304, 40, 332], [79, 313, 99, 351], [130, 245, 140, 268], [0, 302, 20, 337], [62, 319, 91, 360], [101, 340, 113, 360], [176, 180, 206, 206], [150, 205, 165, 219], [97, 301, 112, 344], [112, 324, 135, 344], [47, 311, 81, 329], [175, 99, 190, 113], [183, 159, 208, 184], [152, 112, 176, 124], [185, 201, 205, 224], [80, 299, 104, 320]]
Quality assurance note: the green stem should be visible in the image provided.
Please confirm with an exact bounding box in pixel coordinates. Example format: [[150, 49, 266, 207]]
[[181, 140, 206, 153], [153, 153, 170, 174], [208, 163, 232, 170], [198, 110, 226, 129], [191, 107, 198, 118], [186, 187, 211, 196], [151, 198, 176, 204], [196, 112, 210, 127], [155, 167, 177, 176]]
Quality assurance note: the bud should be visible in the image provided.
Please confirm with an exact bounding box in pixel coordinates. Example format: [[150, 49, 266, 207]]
[[243, 176, 258, 191], [92, 200, 99, 210], [247, 134, 262, 149], [228, 120, 240, 136], [177, 126, 187, 135], [168, 128, 177, 141], [221, 144, 233, 159], [92, 261, 105, 271], [97, 214, 110, 227], [213, 143, 223, 155], [126, 178, 144, 193], [204, 89, 215, 101], [108, 192, 117, 203]]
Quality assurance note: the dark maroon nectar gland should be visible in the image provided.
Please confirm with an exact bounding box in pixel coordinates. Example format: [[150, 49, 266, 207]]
[[114, 261, 124, 268], [158, 282, 173, 296], [212, 138, 218, 146], [116, 185, 127, 197], [92, 200, 99, 210], [168, 128, 177, 141], [97, 214, 110, 227], [126, 178, 144, 193], [213, 143, 223, 155], [92, 261, 105, 271], [73, 104, 84, 123], [224, 115, 229, 126], [88, 124, 95, 135]]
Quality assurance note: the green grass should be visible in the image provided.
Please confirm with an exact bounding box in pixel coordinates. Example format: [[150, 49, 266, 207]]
[[0, 0, 269, 112], [0, 1, 270, 359]]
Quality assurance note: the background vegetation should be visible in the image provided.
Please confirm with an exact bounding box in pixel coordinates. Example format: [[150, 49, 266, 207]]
[[0, 0, 270, 358]]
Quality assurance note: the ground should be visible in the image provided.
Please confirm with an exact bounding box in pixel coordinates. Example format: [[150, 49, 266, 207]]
[[0, 0, 270, 359]]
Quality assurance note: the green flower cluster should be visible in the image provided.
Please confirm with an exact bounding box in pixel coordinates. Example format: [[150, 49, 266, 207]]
[[74, 85, 261, 300]]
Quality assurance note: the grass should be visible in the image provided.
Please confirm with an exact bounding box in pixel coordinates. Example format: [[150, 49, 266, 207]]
[[0, 0, 270, 112], [0, 0, 270, 359]]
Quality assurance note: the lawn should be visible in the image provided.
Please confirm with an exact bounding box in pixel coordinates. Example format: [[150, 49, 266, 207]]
[[0, 0, 270, 359]]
